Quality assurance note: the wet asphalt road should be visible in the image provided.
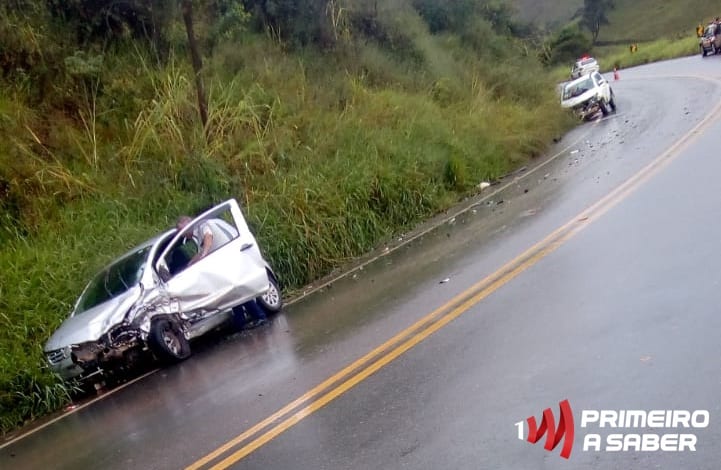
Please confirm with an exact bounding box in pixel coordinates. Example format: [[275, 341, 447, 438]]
[[4, 56, 721, 469]]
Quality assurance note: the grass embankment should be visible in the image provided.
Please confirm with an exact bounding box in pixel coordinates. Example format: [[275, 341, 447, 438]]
[[0, 21, 574, 434], [600, 0, 721, 43], [510, 0, 581, 27], [511, 0, 721, 37], [595, 37, 699, 72]]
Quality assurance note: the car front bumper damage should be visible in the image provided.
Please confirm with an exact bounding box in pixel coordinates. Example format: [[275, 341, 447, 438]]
[[46, 325, 146, 381]]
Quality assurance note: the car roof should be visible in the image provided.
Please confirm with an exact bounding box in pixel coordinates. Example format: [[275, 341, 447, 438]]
[[110, 199, 240, 263], [565, 74, 596, 87], [575, 58, 597, 66], [113, 228, 177, 261]]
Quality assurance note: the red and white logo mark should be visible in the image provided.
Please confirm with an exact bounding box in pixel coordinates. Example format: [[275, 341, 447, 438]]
[[516, 399, 575, 459]]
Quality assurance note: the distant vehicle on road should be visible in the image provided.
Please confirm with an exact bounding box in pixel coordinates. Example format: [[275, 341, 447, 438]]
[[43, 199, 282, 385], [700, 24, 721, 56], [571, 56, 600, 79], [561, 72, 616, 121]]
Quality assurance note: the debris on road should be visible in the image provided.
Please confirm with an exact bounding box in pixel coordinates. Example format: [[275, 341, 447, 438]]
[[440, 278, 450, 284], [478, 182, 491, 191]]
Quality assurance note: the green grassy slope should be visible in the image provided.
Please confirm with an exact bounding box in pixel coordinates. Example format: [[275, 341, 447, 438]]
[[599, 0, 721, 42], [509, 0, 581, 27], [511, 0, 721, 41]]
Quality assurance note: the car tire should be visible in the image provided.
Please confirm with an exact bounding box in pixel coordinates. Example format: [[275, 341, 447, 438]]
[[609, 93, 617, 112], [148, 319, 191, 363], [600, 99, 610, 116], [257, 273, 282, 314]]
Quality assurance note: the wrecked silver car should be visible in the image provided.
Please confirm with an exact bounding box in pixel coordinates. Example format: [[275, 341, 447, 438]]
[[44, 199, 282, 382]]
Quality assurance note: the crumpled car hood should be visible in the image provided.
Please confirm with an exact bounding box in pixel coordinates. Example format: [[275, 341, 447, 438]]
[[561, 89, 596, 109], [44, 286, 142, 351]]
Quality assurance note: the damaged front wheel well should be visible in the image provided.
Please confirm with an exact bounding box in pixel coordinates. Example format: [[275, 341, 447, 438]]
[[147, 317, 191, 363]]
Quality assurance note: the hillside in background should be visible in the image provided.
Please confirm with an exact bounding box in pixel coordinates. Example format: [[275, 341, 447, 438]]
[[599, 0, 721, 43], [509, 0, 581, 28], [512, 0, 721, 41]]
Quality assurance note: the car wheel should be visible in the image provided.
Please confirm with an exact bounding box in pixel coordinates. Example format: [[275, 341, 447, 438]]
[[600, 99, 610, 116], [148, 319, 191, 363], [609, 92, 617, 112], [257, 273, 283, 314]]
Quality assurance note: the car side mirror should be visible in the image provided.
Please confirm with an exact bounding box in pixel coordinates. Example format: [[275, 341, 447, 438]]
[[157, 262, 171, 282]]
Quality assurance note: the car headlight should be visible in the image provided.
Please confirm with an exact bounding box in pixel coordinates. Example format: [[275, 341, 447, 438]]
[[46, 347, 70, 365]]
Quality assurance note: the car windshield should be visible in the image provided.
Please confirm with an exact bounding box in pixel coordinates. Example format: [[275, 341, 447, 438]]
[[563, 77, 594, 100], [74, 247, 150, 314]]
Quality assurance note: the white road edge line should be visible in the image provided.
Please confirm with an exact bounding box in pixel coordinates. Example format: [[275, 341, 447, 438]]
[[0, 368, 159, 450]]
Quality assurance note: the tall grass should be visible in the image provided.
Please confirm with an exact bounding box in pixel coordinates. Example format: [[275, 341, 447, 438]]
[[595, 37, 699, 71], [600, 0, 721, 43], [0, 24, 572, 434]]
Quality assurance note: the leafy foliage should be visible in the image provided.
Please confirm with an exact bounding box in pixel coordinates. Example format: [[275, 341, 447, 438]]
[[543, 25, 593, 65], [580, 0, 615, 43]]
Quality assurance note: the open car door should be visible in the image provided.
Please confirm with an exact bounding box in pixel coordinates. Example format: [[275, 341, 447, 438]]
[[154, 199, 270, 319]]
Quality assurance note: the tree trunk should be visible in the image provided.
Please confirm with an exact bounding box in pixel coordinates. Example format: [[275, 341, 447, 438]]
[[181, 0, 209, 135]]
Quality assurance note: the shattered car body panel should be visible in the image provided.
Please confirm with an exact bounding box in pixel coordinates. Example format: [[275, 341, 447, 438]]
[[44, 199, 276, 381]]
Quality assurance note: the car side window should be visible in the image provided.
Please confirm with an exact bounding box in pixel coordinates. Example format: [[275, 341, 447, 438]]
[[167, 240, 197, 276], [158, 206, 242, 280]]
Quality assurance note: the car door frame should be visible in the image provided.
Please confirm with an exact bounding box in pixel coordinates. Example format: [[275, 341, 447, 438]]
[[592, 72, 610, 101], [153, 199, 270, 322]]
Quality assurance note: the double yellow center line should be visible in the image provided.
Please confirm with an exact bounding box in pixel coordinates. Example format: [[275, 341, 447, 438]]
[[188, 92, 721, 470]]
